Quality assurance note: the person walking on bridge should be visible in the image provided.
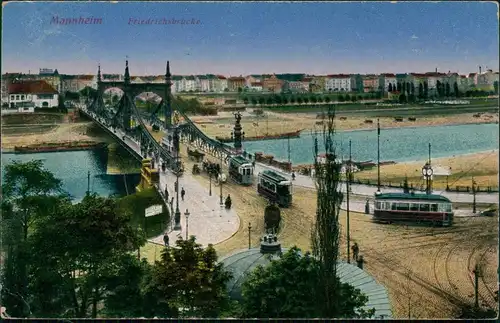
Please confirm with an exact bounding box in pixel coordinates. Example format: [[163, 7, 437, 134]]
[[352, 242, 359, 262], [181, 187, 185, 201], [164, 186, 169, 202]]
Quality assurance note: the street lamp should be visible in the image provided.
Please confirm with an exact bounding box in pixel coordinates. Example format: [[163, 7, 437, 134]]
[[219, 141, 224, 206], [209, 172, 212, 196], [173, 127, 182, 231], [472, 178, 477, 214], [248, 222, 252, 249], [185, 209, 190, 239]]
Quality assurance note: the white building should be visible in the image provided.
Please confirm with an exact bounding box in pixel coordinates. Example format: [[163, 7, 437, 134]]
[[325, 75, 352, 92], [380, 73, 397, 91], [213, 75, 228, 92], [8, 80, 59, 108], [424, 72, 446, 90]]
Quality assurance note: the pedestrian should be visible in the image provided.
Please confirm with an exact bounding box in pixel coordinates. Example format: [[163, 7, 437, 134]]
[[181, 187, 185, 201], [164, 187, 169, 201], [291, 172, 296, 180], [163, 233, 169, 246], [352, 242, 359, 262]]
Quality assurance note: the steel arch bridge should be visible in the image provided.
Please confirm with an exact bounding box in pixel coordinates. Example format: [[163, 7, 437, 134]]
[[81, 60, 241, 173]]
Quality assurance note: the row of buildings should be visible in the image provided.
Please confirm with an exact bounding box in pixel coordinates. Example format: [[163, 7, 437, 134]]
[[2, 67, 498, 108]]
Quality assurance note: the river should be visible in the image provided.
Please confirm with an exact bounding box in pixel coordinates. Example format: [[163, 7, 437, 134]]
[[240, 123, 499, 165], [1, 148, 140, 202]]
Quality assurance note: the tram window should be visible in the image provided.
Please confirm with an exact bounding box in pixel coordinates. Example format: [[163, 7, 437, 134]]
[[376, 202, 381, 209], [410, 203, 419, 211], [391, 203, 397, 210], [419, 204, 430, 212], [430, 204, 438, 212], [395, 203, 409, 211], [384, 202, 391, 210], [446, 204, 452, 212], [277, 184, 290, 195]]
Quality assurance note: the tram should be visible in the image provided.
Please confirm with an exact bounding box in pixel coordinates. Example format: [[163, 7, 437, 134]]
[[257, 170, 293, 208], [228, 155, 254, 185], [373, 192, 454, 226]]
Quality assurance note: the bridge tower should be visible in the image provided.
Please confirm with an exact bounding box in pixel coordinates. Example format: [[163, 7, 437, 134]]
[[164, 61, 173, 129], [122, 60, 132, 131], [233, 112, 244, 151]]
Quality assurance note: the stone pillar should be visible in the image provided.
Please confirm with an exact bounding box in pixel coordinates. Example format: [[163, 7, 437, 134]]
[[233, 112, 243, 151]]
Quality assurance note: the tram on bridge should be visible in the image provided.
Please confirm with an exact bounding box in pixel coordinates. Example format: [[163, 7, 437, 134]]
[[373, 192, 454, 227], [228, 155, 254, 185], [257, 170, 293, 208]]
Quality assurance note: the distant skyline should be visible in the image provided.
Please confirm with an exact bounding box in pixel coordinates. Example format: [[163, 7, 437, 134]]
[[2, 1, 499, 75]]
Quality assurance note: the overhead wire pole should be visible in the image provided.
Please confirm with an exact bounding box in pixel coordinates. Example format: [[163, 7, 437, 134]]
[[347, 139, 351, 263], [377, 118, 381, 192]]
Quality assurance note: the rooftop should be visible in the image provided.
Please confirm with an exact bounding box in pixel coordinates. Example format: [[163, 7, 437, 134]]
[[259, 169, 288, 182], [230, 155, 252, 166], [375, 192, 452, 203], [8, 80, 58, 94], [220, 247, 392, 319]]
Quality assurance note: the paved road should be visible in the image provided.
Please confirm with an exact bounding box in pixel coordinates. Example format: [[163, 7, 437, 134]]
[[254, 163, 498, 204], [81, 108, 239, 247]]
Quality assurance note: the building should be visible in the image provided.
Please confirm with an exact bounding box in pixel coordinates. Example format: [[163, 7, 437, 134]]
[[214, 75, 228, 92], [38, 68, 62, 93], [476, 69, 499, 91], [262, 74, 284, 92], [227, 76, 246, 91], [424, 72, 446, 91], [325, 74, 353, 92], [220, 233, 393, 319], [310, 76, 327, 93], [379, 73, 397, 92], [61, 75, 95, 93], [362, 75, 379, 93], [248, 82, 263, 92], [301, 76, 314, 92], [7, 80, 59, 108], [245, 75, 262, 88], [282, 80, 308, 93]]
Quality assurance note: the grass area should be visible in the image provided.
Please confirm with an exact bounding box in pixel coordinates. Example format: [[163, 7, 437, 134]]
[[1, 113, 65, 125], [117, 187, 170, 239], [1, 125, 58, 135]]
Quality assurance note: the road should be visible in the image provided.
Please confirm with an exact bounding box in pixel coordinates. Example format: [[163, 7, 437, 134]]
[[253, 162, 499, 204]]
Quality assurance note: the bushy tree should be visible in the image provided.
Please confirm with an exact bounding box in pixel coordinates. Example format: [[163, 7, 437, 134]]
[[240, 247, 374, 318], [147, 237, 232, 318]]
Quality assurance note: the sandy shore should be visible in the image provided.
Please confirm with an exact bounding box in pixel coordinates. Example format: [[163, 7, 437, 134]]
[[355, 150, 499, 190], [192, 111, 498, 138]]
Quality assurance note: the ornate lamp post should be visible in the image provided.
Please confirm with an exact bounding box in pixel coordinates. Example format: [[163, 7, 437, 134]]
[[185, 209, 190, 239], [173, 126, 182, 230], [219, 142, 224, 206]]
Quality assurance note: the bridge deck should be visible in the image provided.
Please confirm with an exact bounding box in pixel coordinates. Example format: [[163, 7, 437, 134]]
[[79, 106, 240, 247]]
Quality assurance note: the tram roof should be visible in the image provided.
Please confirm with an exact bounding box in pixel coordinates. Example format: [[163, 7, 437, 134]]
[[259, 170, 288, 182], [230, 155, 252, 166], [375, 192, 452, 203]]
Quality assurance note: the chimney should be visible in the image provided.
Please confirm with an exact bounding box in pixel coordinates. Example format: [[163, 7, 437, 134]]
[[479, 66, 482, 74], [435, 67, 437, 73]]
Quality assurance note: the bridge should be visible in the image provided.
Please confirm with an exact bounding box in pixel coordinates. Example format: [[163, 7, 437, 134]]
[[78, 61, 242, 246]]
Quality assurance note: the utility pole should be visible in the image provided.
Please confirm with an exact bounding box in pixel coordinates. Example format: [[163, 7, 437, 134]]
[[219, 144, 224, 206], [473, 264, 480, 309], [428, 143, 432, 193], [472, 177, 477, 214], [248, 222, 252, 249], [377, 118, 381, 192], [347, 139, 351, 264]]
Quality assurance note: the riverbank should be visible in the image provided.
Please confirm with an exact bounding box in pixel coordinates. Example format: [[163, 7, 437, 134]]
[[14, 141, 107, 153], [354, 149, 499, 190], [193, 111, 499, 139]]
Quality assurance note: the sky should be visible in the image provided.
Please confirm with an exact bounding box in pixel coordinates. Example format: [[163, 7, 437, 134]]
[[2, 1, 499, 75]]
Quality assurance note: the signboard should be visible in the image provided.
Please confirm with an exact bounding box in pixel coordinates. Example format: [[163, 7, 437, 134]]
[[145, 204, 163, 217]]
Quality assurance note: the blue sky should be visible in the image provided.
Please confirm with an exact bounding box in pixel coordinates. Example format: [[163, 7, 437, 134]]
[[2, 1, 499, 75]]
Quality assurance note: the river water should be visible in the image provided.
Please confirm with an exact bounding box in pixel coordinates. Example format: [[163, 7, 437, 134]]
[[240, 123, 499, 165], [1, 123, 498, 201], [1, 148, 141, 202]]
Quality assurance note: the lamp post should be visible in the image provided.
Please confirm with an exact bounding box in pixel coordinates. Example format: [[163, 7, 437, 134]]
[[248, 222, 252, 249], [209, 172, 212, 196], [472, 178, 477, 214], [185, 209, 190, 240], [173, 127, 182, 230], [347, 139, 351, 263], [219, 141, 224, 206]]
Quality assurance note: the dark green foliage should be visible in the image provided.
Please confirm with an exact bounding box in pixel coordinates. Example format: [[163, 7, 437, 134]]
[[399, 93, 407, 103], [423, 81, 429, 99], [240, 247, 374, 318], [453, 82, 460, 97], [388, 83, 393, 92], [147, 236, 232, 318], [494, 81, 499, 94], [445, 83, 451, 97]]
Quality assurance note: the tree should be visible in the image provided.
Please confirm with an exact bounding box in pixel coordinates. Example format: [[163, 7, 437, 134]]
[[388, 83, 393, 92], [406, 82, 411, 96], [418, 83, 424, 99], [250, 97, 257, 105], [410, 83, 415, 95], [243, 97, 249, 105], [310, 95, 317, 103], [344, 94, 351, 101], [290, 96, 296, 104], [80, 86, 97, 98], [148, 237, 232, 318], [453, 82, 460, 97], [351, 95, 357, 102], [238, 87, 243, 93], [324, 96, 330, 103], [399, 93, 407, 103], [445, 82, 451, 97], [27, 194, 145, 318], [338, 94, 345, 102], [258, 97, 265, 105], [494, 81, 499, 94], [396, 82, 401, 92], [423, 81, 429, 99], [436, 80, 442, 97], [240, 247, 374, 318], [297, 97, 303, 104]]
